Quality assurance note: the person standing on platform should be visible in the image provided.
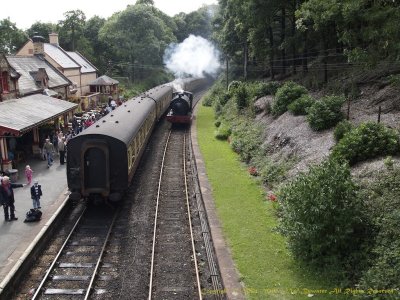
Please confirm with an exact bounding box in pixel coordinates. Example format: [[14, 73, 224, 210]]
[[25, 165, 33, 185], [52, 131, 59, 155], [30, 181, 42, 209], [72, 116, 79, 135], [0, 176, 25, 221], [58, 137, 66, 165], [43, 138, 55, 168]]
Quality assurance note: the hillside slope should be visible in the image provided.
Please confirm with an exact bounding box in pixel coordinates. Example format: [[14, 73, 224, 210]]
[[253, 81, 400, 183]]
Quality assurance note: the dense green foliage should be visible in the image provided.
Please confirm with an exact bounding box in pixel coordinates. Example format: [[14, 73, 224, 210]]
[[331, 122, 400, 165], [214, 122, 231, 140], [230, 120, 263, 163], [206, 70, 400, 291], [99, 5, 176, 81], [287, 94, 315, 115], [333, 120, 353, 142], [358, 169, 400, 291], [278, 159, 366, 271], [306, 96, 345, 131], [173, 6, 216, 43], [272, 81, 308, 116], [0, 18, 26, 54], [213, 0, 400, 83]]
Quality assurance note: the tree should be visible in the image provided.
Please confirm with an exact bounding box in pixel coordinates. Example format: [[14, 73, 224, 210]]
[[174, 6, 216, 42], [83, 16, 111, 74], [58, 10, 86, 51], [136, 0, 154, 5], [26, 22, 57, 41], [0, 18, 26, 54], [99, 4, 176, 80]]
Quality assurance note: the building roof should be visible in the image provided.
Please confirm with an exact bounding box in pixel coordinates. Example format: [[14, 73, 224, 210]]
[[89, 75, 119, 86], [6, 56, 71, 96], [44, 44, 80, 69], [67, 52, 97, 73], [0, 94, 78, 136]]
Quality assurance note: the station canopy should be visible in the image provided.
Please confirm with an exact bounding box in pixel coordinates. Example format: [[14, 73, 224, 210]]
[[0, 94, 77, 136]]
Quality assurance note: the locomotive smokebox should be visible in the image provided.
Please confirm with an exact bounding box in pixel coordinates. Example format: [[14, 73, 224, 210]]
[[171, 98, 190, 115], [166, 91, 194, 124]]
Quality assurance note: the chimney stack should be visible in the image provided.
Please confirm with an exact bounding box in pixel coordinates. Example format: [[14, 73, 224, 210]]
[[32, 34, 45, 55], [49, 33, 59, 46]]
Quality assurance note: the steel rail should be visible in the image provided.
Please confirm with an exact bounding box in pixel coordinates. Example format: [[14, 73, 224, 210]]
[[183, 133, 203, 300], [189, 136, 224, 299], [84, 208, 119, 299], [148, 129, 172, 300], [32, 206, 88, 299]]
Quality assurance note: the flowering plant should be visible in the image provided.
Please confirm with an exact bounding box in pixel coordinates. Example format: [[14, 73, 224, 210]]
[[248, 166, 258, 176], [267, 193, 277, 202]]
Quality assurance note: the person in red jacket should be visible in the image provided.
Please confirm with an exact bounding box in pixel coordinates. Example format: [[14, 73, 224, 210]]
[[0, 176, 25, 221]]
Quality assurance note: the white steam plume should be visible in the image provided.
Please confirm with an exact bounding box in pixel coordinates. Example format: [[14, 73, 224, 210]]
[[164, 35, 221, 78]]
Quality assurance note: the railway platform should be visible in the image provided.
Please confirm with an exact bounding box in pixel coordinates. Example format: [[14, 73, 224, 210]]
[[0, 154, 69, 286]]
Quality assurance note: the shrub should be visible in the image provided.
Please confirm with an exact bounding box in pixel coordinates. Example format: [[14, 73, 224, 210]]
[[202, 96, 213, 107], [227, 80, 242, 94], [278, 158, 366, 269], [256, 157, 294, 187], [384, 155, 394, 170], [331, 122, 400, 165], [214, 123, 231, 140], [334, 120, 353, 142], [233, 84, 248, 110], [247, 81, 282, 98], [214, 101, 222, 117], [203, 81, 226, 107], [214, 119, 221, 128], [306, 95, 345, 131], [287, 94, 315, 115], [230, 121, 263, 163], [263, 81, 282, 96], [358, 169, 400, 290], [272, 81, 308, 116]]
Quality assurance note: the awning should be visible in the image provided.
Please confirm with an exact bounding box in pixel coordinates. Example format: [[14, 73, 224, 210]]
[[0, 94, 78, 136]]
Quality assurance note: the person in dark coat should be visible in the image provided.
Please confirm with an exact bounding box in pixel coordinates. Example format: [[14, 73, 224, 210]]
[[30, 181, 43, 209], [58, 137, 66, 165], [72, 116, 79, 135], [0, 176, 24, 221]]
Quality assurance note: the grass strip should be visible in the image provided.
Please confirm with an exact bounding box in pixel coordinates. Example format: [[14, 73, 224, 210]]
[[196, 105, 347, 300]]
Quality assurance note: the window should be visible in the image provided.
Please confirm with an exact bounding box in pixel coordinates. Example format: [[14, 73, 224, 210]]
[[0, 71, 9, 93]]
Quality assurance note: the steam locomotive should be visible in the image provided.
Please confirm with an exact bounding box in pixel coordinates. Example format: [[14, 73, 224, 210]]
[[66, 78, 206, 203], [166, 91, 193, 124]]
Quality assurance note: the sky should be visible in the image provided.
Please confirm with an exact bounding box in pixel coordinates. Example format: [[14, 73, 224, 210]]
[[1, 0, 218, 30]]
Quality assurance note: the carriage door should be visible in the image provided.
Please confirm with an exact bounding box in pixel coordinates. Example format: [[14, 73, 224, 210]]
[[81, 142, 110, 196]]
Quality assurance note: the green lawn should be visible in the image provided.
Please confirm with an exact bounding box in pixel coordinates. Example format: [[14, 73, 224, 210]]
[[196, 106, 347, 300]]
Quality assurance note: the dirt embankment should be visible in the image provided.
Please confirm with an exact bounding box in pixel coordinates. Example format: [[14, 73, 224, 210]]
[[254, 82, 400, 182]]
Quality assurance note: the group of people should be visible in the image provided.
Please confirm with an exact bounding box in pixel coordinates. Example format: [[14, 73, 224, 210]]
[[0, 172, 42, 222], [42, 131, 69, 168]]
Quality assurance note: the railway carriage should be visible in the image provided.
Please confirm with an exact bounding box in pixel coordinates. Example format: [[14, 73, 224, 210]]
[[67, 85, 172, 203], [67, 78, 207, 204]]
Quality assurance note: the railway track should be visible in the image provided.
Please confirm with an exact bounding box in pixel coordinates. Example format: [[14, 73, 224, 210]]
[[12, 86, 224, 299], [148, 128, 202, 299], [31, 205, 119, 299]]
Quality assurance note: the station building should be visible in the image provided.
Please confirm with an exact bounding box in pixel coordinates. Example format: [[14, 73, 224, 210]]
[[0, 53, 77, 172]]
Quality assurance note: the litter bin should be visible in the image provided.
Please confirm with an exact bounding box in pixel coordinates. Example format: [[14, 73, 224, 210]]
[[5, 169, 19, 182]]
